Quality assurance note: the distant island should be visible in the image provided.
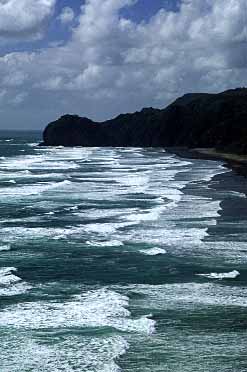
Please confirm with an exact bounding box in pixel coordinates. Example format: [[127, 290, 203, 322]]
[[41, 88, 247, 156]]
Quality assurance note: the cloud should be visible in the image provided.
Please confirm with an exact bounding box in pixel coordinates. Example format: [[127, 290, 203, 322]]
[[0, 0, 247, 129], [0, 0, 56, 39], [58, 6, 75, 24]]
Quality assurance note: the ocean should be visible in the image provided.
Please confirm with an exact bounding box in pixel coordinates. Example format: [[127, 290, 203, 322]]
[[0, 130, 247, 371]]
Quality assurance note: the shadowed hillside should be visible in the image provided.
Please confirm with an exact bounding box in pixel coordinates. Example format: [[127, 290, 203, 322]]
[[42, 88, 247, 153]]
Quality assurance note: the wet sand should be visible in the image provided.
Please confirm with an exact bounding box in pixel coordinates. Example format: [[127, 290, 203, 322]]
[[167, 147, 247, 178]]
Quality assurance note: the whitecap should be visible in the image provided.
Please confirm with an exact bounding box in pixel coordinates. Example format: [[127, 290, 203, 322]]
[[139, 247, 167, 256], [27, 143, 39, 147], [4, 179, 16, 184], [226, 191, 247, 199], [86, 240, 124, 247], [65, 205, 79, 211], [197, 270, 240, 280], [0, 267, 31, 296], [20, 170, 32, 174], [0, 267, 22, 286], [0, 245, 11, 252], [0, 179, 73, 198]]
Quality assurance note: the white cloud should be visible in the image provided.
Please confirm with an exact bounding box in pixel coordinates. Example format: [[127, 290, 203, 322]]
[[58, 6, 74, 24], [0, 0, 247, 129], [0, 0, 56, 39]]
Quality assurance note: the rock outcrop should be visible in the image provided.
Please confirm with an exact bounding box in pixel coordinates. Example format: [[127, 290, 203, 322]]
[[42, 88, 247, 154]]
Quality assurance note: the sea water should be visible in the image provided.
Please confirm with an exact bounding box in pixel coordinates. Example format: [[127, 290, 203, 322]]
[[0, 131, 247, 371]]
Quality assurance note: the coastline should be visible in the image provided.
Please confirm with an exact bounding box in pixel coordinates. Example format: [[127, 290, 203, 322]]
[[167, 147, 247, 178], [171, 147, 247, 263]]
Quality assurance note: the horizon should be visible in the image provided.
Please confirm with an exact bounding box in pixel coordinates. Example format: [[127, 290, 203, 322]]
[[0, 0, 247, 130]]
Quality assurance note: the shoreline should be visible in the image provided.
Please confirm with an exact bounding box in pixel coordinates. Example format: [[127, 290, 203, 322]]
[[166, 147, 247, 178]]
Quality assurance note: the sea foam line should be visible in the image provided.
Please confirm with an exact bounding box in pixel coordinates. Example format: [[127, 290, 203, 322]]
[[196, 270, 240, 280]]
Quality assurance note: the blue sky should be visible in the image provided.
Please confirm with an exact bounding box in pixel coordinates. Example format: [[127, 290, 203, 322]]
[[0, 0, 246, 129]]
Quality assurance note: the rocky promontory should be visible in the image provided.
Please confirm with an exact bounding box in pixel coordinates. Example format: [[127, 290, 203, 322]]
[[42, 88, 247, 154]]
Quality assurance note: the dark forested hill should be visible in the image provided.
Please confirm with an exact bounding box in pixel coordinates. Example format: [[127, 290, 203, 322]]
[[42, 88, 247, 154]]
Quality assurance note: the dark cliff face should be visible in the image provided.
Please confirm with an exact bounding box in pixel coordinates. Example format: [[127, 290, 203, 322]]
[[42, 88, 247, 153]]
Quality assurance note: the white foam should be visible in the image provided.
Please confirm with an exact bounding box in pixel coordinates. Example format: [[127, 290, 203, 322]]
[[0, 148, 232, 258], [0, 267, 21, 286], [0, 282, 31, 296], [226, 191, 247, 198], [86, 240, 124, 247], [27, 143, 39, 147], [0, 226, 84, 243], [127, 227, 209, 248], [0, 155, 80, 171], [0, 179, 72, 198], [197, 270, 240, 280], [124, 190, 182, 223], [122, 282, 247, 309], [0, 267, 30, 296], [139, 247, 167, 256], [65, 205, 79, 211], [0, 288, 155, 335], [124, 206, 164, 223], [84, 221, 137, 235], [4, 179, 16, 184], [0, 245, 11, 252], [0, 334, 128, 372], [84, 223, 119, 235]]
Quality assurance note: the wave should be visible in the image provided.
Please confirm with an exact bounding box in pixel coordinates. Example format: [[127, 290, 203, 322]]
[[117, 173, 150, 194], [123, 189, 183, 224], [86, 240, 124, 247], [0, 245, 11, 252], [64, 205, 79, 211], [124, 206, 164, 223], [0, 267, 21, 286], [0, 288, 156, 335], [0, 267, 31, 296], [226, 191, 247, 199], [0, 333, 128, 372], [27, 143, 39, 147], [139, 247, 167, 256], [122, 282, 247, 310], [196, 270, 240, 280], [4, 179, 16, 184], [84, 221, 137, 235], [0, 155, 80, 171], [20, 170, 32, 174], [0, 179, 73, 198]]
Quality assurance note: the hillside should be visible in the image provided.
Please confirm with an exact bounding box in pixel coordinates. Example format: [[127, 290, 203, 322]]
[[42, 88, 247, 154]]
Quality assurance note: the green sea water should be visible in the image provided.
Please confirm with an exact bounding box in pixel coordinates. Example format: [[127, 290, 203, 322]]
[[0, 131, 247, 371]]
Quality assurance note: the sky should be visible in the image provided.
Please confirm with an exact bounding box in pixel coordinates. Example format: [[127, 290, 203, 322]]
[[0, 0, 247, 130]]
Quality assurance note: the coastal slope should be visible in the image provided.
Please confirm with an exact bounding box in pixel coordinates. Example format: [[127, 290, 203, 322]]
[[42, 88, 247, 153]]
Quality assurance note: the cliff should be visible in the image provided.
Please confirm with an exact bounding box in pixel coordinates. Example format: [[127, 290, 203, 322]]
[[42, 88, 247, 153]]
